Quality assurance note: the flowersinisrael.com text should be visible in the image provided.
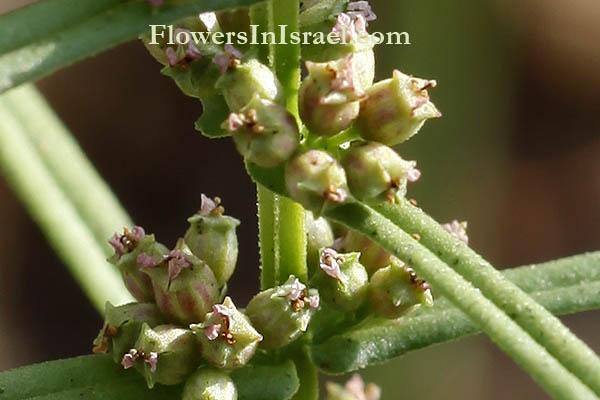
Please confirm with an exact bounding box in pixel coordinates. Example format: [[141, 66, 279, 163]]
[[148, 24, 410, 47]]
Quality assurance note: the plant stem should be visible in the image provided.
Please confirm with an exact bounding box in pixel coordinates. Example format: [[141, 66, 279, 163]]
[[324, 203, 597, 400], [292, 349, 319, 400], [258, 184, 277, 289], [269, 0, 307, 284], [0, 94, 134, 312], [3, 85, 132, 253], [373, 199, 600, 395], [311, 252, 600, 373]]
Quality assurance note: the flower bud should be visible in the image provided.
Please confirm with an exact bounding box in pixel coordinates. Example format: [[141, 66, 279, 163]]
[[342, 142, 421, 203], [183, 195, 240, 286], [215, 58, 282, 111], [285, 150, 350, 215], [122, 324, 199, 388], [183, 368, 238, 400], [306, 212, 335, 276], [311, 248, 368, 311], [246, 276, 320, 349], [191, 297, 263, 369], [299, 56, 364, 136], [368, 258, 433, 319], [93, 302, 164, 363], [343, 230, 392, 275], [326, 374, 381, 400], [224, 96, 299, 168], [108, 226, 169, 302], [139, 244, 220, 325], [356, 69, 441, 146]]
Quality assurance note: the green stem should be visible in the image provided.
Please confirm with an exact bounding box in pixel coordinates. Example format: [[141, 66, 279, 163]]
[[258, 184, 277, 289], [269, 0, 307, 285], [3, 85, 132, 253], [324, 203, 597, 400], [373, 199, 600, 395], [292, 349, 319, 400], [0, 94, 134, 312], [311, 252, 600, 373]]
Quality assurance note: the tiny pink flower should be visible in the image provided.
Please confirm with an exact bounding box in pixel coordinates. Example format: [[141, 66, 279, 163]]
[[285, 278, 307, 302], [204, 324, 222, 341], [347, 1, 377, 22], [305, 294, 320, 309], [320, 248, 342, 280], [213, 303, 231, 318], [145, 352, 159, 372], [121, 349, 139, 369], [442, 220, 469, 245]]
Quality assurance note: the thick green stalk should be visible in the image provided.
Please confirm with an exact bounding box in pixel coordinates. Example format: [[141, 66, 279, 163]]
[[324, 203, 597, 400], [292, 349, 319, 400], [269, 0, 307, 284], [0, 94, 134, 312], [311, 253, 600, 373], [258, 184, 277, 289], [3, 84, 132, 253], [374, 199, 600, 395]]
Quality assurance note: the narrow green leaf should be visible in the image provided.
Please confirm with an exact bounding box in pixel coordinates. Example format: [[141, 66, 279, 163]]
[[244, 163, 599, 400], [0, 355, 299, 400], [194, 95, 232, 138], [0, 0, 265, 93], [311, 253, 600, 374]]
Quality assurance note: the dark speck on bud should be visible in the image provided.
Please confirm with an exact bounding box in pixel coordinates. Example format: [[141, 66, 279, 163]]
[[246, 276, 319, 349], [312, 248, 368, 311], [125, 324, 199, 388], [108, 226, 168, 302], [224, 96, 299, 168], [342, 141, 421, 203], [184, 196, 240, 286], [285, 150, 350, 215], [368, 257, 433, 319], [356, 69, 441, 146], [191, 297, 262, 369]]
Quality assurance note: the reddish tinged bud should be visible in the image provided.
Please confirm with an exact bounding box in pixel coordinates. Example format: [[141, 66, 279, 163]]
[[311, 249, 368, 311], [184, 195, 241, 287], [140, 245, 219, 325], [368, 258, 433, 319], [285, 150, 350, 215], [356, 69, 441, 146], [342, 142, 420, 203], [299, 56, 364, 136], [125, 324, 199, 388], [108, 226, 169, 302], [343, 229, 392, 275], [93, 302, 164, 363], [224, 96, 299, 168], [215, 59, 282, 111], [182, 368, 238, 400], [246, 276, 320, 349], [190, 297, 262, 369]]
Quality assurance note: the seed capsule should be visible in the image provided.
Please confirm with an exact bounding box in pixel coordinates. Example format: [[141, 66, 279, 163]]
[[299, 55, 364, 136], [306, 212, 335, 276], [140, 244, 220, 325], [108, 226, 169, 302], [93, 302, 164, 363], [215, 58, 282, 111], [342, 141, 420, 203], [190, 297, 263, 369], [225, 96, 299, 168], [184, 195, 241, 286], [342, 230, 393, 276], [368, 258, 433, 319], [182, 368, 238, 400], [311, 248, 368, 312], [246, 276, 320, 349], [285, 150, 350, 215], [355, 69, 441, 146], [123, 324, 199, 388]]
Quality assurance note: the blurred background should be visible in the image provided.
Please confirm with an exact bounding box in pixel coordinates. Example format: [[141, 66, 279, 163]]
[[0, 0, 599, 398]]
